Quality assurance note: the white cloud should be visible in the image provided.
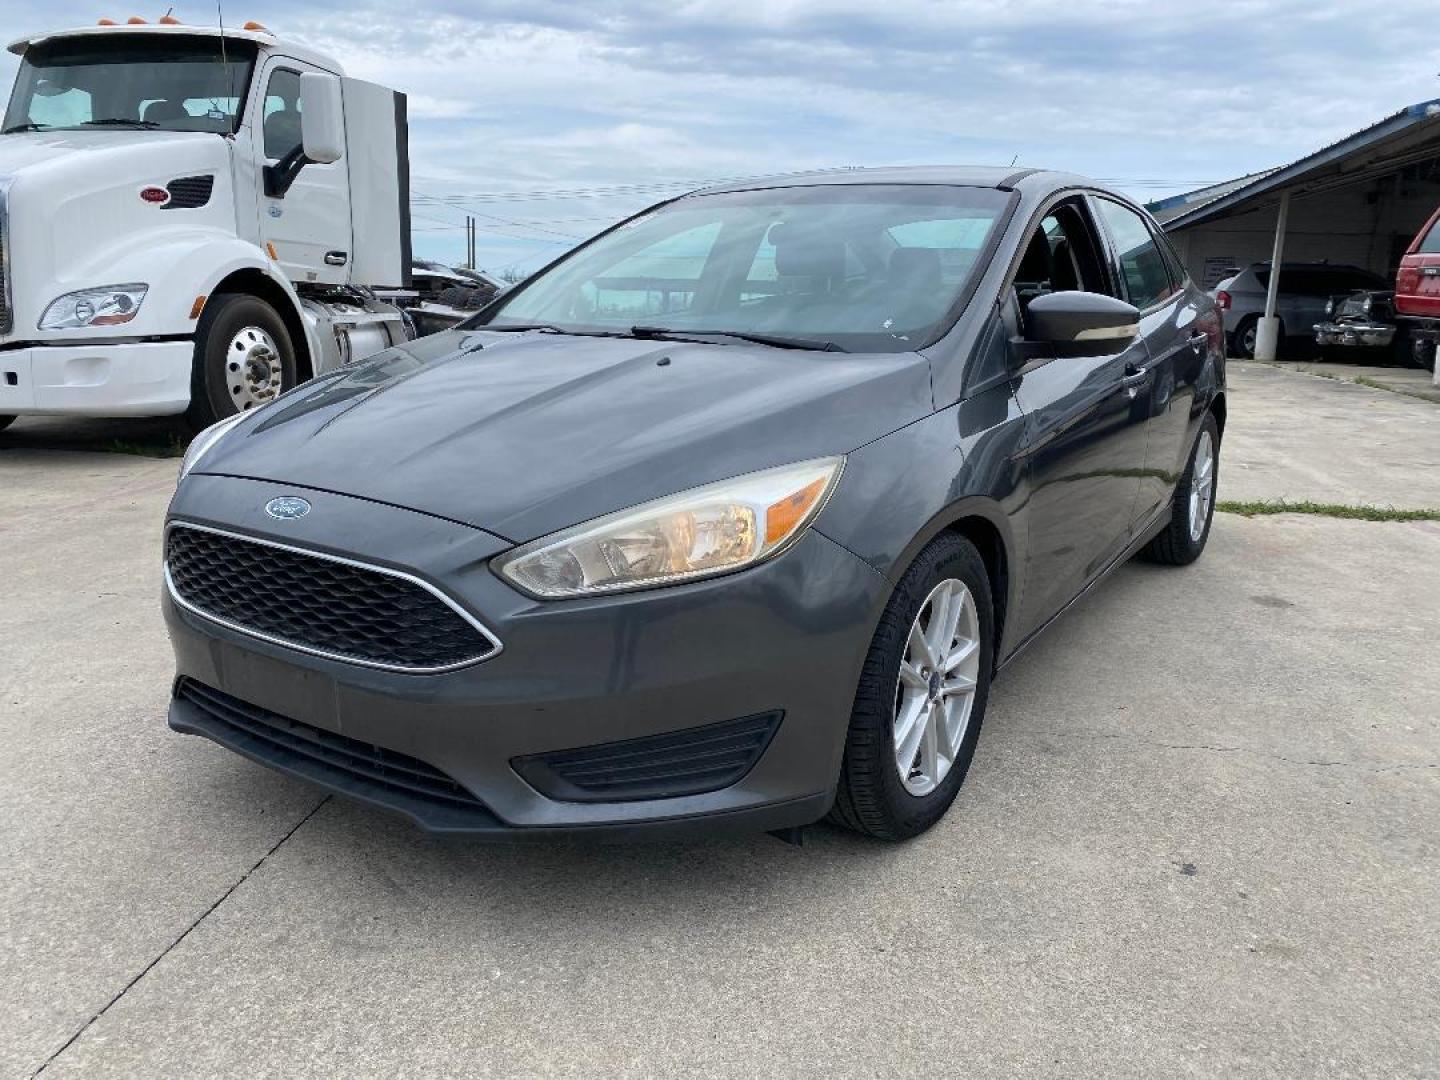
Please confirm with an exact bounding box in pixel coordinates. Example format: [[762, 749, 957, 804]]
[[2, 0, 1437, 271]]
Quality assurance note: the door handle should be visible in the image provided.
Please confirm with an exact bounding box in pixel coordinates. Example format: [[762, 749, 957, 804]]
[[325, 251, 349, 266], [1121, 363, 1151, 388]]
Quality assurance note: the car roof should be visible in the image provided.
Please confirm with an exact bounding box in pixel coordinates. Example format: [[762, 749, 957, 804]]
[[691, 165, 1101, 198]]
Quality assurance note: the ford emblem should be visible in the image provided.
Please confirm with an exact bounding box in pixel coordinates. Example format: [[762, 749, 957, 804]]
[[265, 496, 312, 520]]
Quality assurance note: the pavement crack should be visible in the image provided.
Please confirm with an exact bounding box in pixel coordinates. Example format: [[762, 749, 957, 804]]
[[29, 795, 331, 1078], [1029, 728, 1436, 774]]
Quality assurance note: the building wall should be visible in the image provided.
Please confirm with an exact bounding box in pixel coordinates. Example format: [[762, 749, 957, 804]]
[[1167, 167, 1440, 288]]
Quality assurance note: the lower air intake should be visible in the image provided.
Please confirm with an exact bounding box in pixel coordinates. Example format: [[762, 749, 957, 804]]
[[512, 711, 782, 803]]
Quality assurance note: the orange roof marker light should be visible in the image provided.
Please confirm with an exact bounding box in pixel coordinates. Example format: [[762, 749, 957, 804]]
[[97, 18, 117, 24], [242, 20, 268, 31], [126, 16, 147, 24], [158, 13, 181, 23]]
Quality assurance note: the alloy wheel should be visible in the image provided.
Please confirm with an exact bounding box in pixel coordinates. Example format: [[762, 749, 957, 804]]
[[893, 578, 982, 796], [226, 325, 285, 412], [1189, 429, 1216, 542]]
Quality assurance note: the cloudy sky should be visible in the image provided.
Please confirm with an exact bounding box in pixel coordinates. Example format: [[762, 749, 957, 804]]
[[3, 0, 1438, 273]]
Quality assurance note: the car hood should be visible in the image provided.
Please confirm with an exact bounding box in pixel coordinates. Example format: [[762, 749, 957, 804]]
[[198, 329, 934, 543]]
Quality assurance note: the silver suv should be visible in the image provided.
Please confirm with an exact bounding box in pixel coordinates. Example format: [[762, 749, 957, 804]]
[[1212, 262, 1385, 358]]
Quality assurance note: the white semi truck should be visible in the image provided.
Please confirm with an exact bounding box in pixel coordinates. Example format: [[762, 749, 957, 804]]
[[0, 19, 415, 431]]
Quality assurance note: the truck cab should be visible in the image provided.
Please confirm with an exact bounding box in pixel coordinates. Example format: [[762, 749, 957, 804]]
[[0, 21, 413, 431]]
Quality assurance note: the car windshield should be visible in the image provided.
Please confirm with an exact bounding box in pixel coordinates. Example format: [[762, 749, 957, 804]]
[[3, 35, 258, 136], [482, 184, 1012, 353]]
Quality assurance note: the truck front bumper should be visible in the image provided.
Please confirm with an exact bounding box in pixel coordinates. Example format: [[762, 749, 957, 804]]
[[1314, 320, 1396, 348], [0, 340, 192, 417]]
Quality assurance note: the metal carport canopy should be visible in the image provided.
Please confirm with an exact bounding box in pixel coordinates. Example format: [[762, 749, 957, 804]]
[[1158, 99, 1440, 361]]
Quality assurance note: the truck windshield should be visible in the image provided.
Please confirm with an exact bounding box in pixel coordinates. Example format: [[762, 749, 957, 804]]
[[3, 36, 258, 135], [481, 185, 1012, 354]]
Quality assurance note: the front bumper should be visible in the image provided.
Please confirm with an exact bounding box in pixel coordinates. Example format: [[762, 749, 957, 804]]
[[164, 474, 889, 836], [1314, 320, 1395, 348], [0, 339, 192, 416]]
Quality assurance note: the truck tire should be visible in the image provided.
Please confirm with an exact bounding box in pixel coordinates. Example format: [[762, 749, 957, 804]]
[[1399, 334, 1436, 372], [0, 415, 15, 433], [186, 294, 297, 431]]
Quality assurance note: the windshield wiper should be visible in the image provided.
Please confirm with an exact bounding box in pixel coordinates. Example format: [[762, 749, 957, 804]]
[[630, 326, 847, 352], [79, 118, 159, 129], [2, 122, 50, 133]]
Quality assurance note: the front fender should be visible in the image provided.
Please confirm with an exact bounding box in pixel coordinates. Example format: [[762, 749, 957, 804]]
[[813, 383, 1031, 657], [30, 227, 307, 346]]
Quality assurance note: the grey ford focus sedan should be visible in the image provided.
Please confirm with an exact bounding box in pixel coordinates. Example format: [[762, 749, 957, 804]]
[[163, 167, 1225, 840]]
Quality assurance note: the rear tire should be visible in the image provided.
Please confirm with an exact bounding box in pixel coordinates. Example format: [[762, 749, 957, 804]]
[[1231, 316, 1259, 359], [1141, 412, 1220, 566], [1400, 334, 1436, 372], [830, 533, 995, 840], [0, 415, 15, 433], [185, 294, 297, 431]]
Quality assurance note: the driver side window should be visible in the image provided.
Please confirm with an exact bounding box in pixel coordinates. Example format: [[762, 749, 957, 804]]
[[1012, 200, 1111, 324], [261, 68, 302, 161]]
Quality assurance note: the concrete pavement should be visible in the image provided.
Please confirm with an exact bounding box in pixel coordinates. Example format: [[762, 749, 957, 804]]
[[1, 363, 1437, 1078]]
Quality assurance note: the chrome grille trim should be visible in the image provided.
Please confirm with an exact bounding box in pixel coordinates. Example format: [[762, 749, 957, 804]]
[[0, 177, 12, 335], [164, 521, 504, 674]]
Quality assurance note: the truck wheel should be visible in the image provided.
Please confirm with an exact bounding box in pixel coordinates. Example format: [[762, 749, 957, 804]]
[[186, 294, 297, 430], [0, 415, 15, 433]]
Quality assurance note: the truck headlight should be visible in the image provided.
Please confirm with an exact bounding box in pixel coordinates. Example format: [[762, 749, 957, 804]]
[[40, 284, 149, 330], [1361, 295, 1373, 315], [494, 457, 845, 598]]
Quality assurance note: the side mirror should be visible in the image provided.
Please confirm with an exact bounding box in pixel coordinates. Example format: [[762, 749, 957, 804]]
[[1023, 291, 1140, 358], [299, 73, 345, 164]]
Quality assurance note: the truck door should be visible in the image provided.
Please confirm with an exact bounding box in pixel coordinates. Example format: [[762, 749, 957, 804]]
[[255, 63, 353, 286]]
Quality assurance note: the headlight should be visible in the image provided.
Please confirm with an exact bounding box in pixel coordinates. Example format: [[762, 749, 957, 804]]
[[495, 457, 845, 598], [1361, 294, 1373, 315], [178, 411, 246, 484], [1324, 298, 1335, 317], [40, 284, 149, 330]]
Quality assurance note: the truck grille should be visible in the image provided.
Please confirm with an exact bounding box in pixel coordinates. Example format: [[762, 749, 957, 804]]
[[0, 179, 11, 335], [164, 523, 501, 673]]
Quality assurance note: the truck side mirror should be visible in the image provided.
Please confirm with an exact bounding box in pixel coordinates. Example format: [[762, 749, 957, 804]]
[[299, 73, 344, 165], [264, 74, 345, 199]]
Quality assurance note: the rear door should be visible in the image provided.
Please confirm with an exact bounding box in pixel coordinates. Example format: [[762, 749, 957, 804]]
[[1089, 195, 1207, 530], [1397, 209, 1440, 318]]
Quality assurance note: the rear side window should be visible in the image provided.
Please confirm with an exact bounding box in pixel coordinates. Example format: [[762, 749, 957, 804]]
[[1418, 218, 1440, 254], [1093, 198, 1178, 309]]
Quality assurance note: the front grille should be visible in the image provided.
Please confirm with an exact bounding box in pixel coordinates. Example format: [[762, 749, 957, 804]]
[[173, 679, 501, 831], [165, 524, 500, 673], [512, 712, 783, 802], [163, 174, 214, 209]]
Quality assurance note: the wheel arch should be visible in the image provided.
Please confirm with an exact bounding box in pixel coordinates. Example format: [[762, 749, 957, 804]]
[[878, 497, 1019, 669], [206, 268, 316, 382]]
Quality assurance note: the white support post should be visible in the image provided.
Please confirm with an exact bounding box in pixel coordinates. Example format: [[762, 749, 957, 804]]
[[1254, 190, 1290, 362]]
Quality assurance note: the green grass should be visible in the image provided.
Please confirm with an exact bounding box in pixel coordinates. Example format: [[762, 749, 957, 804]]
[[1217, 499, 1440, 522]]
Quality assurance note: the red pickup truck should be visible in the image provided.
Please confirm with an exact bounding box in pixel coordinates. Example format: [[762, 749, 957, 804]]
[[1314, 207, 1440, 371]]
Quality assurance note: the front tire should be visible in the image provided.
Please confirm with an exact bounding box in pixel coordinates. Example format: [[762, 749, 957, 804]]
[[1141, 412, 1220, 566], [830, 533, 995, 840], [185, 294, 297, 431]]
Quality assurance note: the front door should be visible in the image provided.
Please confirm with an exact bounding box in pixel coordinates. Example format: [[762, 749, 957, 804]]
[[1009, 198, 1154, 640], [254, 61, 352, 287]]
